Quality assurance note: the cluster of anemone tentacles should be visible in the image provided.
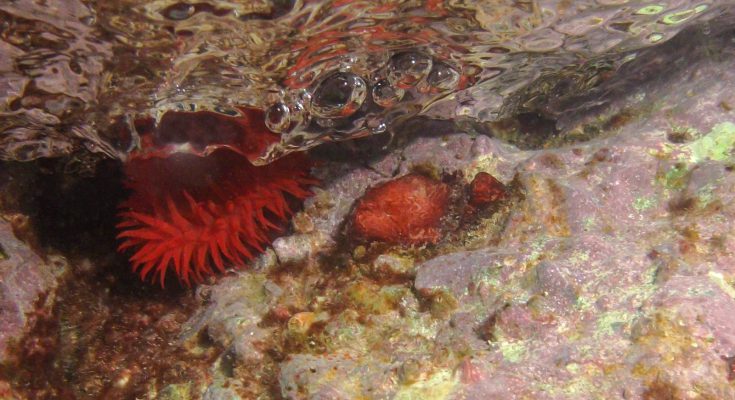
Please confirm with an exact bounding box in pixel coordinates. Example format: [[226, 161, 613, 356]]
[[117, 111, 315, 287]]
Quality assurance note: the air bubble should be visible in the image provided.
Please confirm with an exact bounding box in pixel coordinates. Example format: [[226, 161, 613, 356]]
[[387, 52, 433, 89], [367, 116, 388, 134], [427, 62, 460, 90], [289, 100, 308, 126], [309, 72, 367, 119], [316, 117, 337, 128], [161, 3, 195, 20], [213, 106, 239, 116], [372, 79, 404, 108], [293, 89, 312, 107], [265, 103, 291, 133]]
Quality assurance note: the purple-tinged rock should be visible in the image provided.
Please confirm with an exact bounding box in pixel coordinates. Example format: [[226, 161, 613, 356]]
[[0, 220, 65, 362]]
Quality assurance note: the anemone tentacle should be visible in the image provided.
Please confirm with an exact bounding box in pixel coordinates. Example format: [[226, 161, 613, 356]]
[[117, 148, 315, 287]]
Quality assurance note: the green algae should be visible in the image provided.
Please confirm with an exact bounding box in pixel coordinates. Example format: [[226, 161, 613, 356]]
[[626, 264, 659, 302], [156, 383, 196, 400], [394, 369, 458, 400], [707, 271, 735, 299], [497, 340, 528, 363], [633, 196, 656, 212], [558, 374, 606, 398], [694, 181, 720, 210], [233, 273, 270, 306], [575, 295, 595, 311], [327, 312, 365, 344], [661, 8, 697, 25], [403, 314, 442, 345], [594, 310, 635, 339], [660, 163, 689, 190], [656, 122, 735, 166], [474, 268, 502, 291], [686, 284, 716, 297], [568, 249, 590, 267], [427, 289, 460, 319], [565, 362, 581, 374], [582, 216, 597, 231], [576, 262, 657, 315], [345, 281, 403, 314], [528, 236, 551, 263], [686, 121, 735, 163], [635, 5, 665, 15]]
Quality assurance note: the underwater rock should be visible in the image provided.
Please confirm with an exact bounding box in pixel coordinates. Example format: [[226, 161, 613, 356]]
[[180, 273, 278, 364], [202, 386, 242, 400], [644, 276, 735, 356], [272, 232, 326, 266], [415, 249, 499, 299], [0, 220, 66, 362], [397, 134, 477, 176], [370, 253, 416, 279], [265, 37, 735, 398], [279, 353, 396, 400]]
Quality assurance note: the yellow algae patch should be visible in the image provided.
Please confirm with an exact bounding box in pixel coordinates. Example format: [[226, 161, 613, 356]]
[[594, 310, 635, 339], [394, 369, 458, 400], [708, 271, 735, 299], [498, 340, 528, 363]]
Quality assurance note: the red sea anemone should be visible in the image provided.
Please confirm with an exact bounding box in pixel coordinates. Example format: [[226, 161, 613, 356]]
[[117, 108, 315, 287], [351, 173, 450, 245], [468, 172, 506, 207]]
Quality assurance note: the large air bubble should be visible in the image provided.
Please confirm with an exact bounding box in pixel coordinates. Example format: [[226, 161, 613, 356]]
[[372, 79, 405, 108], [387, 52, 433, 89], [309, 72, 367, 119], [426, 61, 460, 91]]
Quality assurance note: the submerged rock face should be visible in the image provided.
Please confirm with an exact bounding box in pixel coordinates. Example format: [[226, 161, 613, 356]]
[[186, 28, 735, 399], [0, 221, 65, 362]]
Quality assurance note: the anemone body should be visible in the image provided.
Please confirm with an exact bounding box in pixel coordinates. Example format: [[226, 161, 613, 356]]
[[351, 173, 450, 245], [117, 109, 314, 287], [468, 172, 506, 207]]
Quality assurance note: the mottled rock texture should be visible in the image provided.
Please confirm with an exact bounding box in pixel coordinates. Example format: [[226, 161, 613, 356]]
[[0, 221, 65, 361]]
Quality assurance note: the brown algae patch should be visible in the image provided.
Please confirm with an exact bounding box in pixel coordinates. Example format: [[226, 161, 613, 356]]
[[2, 261, 219, 399]]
